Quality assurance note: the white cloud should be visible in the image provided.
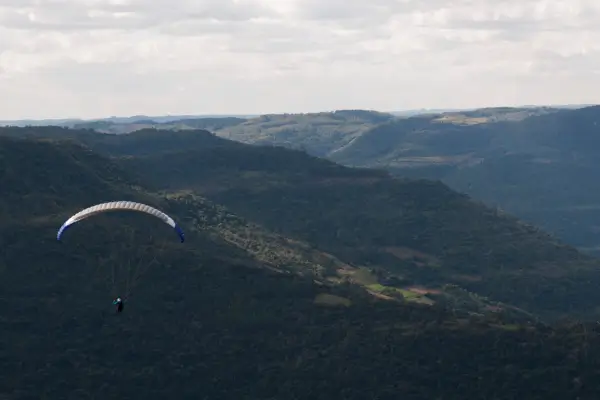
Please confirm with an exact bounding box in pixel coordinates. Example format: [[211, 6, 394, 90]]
[[0, 0, 599, 119]]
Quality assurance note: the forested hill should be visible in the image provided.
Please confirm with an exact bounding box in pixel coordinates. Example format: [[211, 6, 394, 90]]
[[2, 130, 600, 398], [327, 106, 600, 254], [165, 105, 600, 257], [60, 105, 600, 256], [3, 126, 600, 321], [131, 105, 600, 257], [104, 129, 600, 321]]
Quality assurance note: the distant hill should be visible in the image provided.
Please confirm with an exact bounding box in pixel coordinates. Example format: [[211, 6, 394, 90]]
[[59, 107, 557, 156], [69, 116, 248, 134], [213, 107, 559, 157], [0, 114, 256, 127], [324, 105, 600, 254], [43, 110, 394, 155], [217, 110, 395, 157]]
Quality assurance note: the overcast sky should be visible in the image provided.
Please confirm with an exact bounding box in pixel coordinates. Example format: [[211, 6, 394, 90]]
[[0, 0, 599, 119]]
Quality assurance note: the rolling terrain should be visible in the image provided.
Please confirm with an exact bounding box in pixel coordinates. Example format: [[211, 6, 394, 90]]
[[66, 105, 600, 255], [327, 106, 600, 255], [3, 126, 600, 320], [101, 128, 600, 320], [3, 126, 600, 398]]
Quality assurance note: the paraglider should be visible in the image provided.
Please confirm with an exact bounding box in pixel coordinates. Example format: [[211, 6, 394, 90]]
[[113, 297, 124, 313], [57, 201, 185, 243], [57, 201, 185, 310]]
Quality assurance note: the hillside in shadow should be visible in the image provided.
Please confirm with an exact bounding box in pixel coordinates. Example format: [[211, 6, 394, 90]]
[[8, 127, 589, 321], [4, 131, 600, 398]]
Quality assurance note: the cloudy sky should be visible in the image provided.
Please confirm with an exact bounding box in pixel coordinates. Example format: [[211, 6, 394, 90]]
[[0, 0, 599, 119]]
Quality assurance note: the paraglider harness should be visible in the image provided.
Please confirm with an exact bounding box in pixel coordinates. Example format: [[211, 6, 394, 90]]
[[113, 297, 124, 313]]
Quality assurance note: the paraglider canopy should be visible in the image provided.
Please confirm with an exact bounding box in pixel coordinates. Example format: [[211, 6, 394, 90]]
[[56, 201, 185, 242]]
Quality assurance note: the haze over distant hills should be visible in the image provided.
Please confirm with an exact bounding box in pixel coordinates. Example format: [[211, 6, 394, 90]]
[[0, 114, 258, 127], [1, 103, 591, 127]]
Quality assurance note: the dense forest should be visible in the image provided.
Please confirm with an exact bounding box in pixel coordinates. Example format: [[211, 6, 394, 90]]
[[2, 126, 600, 398]]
